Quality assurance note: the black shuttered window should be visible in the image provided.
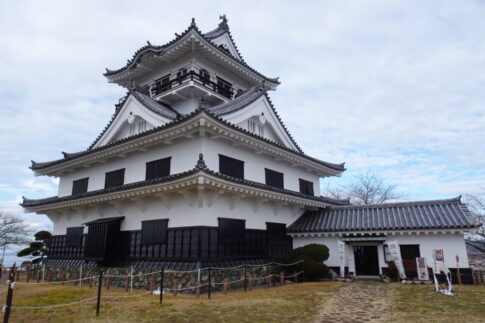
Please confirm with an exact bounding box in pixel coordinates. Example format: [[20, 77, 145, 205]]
[[299, 179, 314, 195], [218, 218, 245, 243], [141, 219, 169, 245], [400, 245, 420, 259], [105, 169, 125, 189], [265, 169, 284, 189], [72, 178, 89, 195], [146, 157, 171, 180], [65, 227, 83, 247], [219, 155, 244, 179]]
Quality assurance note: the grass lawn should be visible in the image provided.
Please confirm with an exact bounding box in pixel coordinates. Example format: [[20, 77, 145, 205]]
[[0, 281, 341, 323], [389, 283, 485, 323]]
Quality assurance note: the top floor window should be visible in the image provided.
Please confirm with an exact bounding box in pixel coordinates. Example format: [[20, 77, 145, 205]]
[[105, 169, 125, 189], [219, 154, 244, 179], [265, 169, 284, 189], [146, 157, 171, 180], [72, 177, 89, 195], [299, 179, 314, 196], [216, 77, 233, 99]]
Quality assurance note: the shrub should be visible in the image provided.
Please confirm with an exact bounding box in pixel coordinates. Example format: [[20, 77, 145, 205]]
[[283, 244, 330, 281]]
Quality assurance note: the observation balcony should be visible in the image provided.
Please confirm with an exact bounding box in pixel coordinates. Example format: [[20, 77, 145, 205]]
[[147, 66, 244, 106]]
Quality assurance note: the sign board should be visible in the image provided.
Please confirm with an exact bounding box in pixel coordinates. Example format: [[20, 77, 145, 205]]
[[337, 240, 345, 277], [433, 249, 444, 262], [416, 257, 429, 280], [387, 241, 406, 279]]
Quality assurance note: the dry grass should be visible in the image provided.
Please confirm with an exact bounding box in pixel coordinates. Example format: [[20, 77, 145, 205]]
[[389, 283, 485, 323], [0, 281, 342, 323]]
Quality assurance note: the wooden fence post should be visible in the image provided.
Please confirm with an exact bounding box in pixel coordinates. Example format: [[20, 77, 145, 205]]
[[172, 279, 178, 297], [96, 270, 103, 317], [89, 277, 93, 288], [48, 270, 53, 282], [3, 264, 16, 323], [195, 281, 200, 298], [26, 268, 31, 282], [268, 274, 273, 288], [106, 276, 112, 290], [150, 277, 155, 291], [61, 272, 66, 285], [15, 270, 20, 282], [223, 278, 229, 295], [36, 271, 41, 283], [248, 277, 252, 291], [124, 277, 130, 292], [280, 271, 285, 286], [295, 272, 299, 283], [243, 265, 247, 292], [160, 268, 164, 304], [72, 273, 78, 286], [208, 267, 212, 299]]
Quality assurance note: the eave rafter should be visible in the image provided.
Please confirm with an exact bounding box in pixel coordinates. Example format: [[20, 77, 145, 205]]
[[32, 112, 344, 177], [24, 170, 332, 214]]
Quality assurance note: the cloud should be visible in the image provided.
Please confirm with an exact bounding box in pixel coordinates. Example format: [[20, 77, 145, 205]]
[[0, 0, 484, 216]]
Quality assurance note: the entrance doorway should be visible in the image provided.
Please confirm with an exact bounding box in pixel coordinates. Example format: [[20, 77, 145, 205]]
[[354, 245, 379, 276]]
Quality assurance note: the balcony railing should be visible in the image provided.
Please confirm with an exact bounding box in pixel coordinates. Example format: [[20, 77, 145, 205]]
[[148, 66, 243, 100]]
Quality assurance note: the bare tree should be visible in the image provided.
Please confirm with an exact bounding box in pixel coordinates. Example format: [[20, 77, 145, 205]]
[[464, 188, 485, 239], [0, 212, 32, 265], [325, 170, 403, 205]]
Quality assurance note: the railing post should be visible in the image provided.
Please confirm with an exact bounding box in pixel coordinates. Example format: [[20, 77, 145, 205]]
[[172, 279, 178, 297], [195, 281, 201, 298], [223, 278, 229, 295], [159, 268, 164, 304], [3, 264, 16, 323], [243, 265, 247, 292], [208, 267, 212, 299], [96, 270, 103, 317], [280, 271, 285, 286]]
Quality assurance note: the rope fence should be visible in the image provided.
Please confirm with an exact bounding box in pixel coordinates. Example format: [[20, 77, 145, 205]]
[[2, 260, 304, 322]]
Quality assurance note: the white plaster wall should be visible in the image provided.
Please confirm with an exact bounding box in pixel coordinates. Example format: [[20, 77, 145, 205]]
[[50, 192, 305, 235], [292, 232, 470, 270], [202, 138, 320, 194], [58, 138, 203, 197], [58, 136, 320, 198]]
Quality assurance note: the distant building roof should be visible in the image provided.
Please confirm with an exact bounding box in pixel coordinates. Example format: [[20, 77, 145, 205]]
[[288, 197, 477, 233]]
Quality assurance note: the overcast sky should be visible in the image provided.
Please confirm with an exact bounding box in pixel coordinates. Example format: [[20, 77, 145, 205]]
[[1, 0, 484, 254]]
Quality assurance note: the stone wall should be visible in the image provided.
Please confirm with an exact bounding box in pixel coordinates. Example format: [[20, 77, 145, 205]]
[[26, 264, 291, 294]]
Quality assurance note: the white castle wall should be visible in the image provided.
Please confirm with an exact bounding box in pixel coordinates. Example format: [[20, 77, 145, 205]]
[[58, 137, 320, 198], [292, 232, 470, 271]]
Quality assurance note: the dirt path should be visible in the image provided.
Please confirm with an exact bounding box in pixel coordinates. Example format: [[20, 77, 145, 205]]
[[314, 281, 388, 323]]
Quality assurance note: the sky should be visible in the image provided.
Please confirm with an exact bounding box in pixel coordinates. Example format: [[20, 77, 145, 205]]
[[0, 1, 484, 263]]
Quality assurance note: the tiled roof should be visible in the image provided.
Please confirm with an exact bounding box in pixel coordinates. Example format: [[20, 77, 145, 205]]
[[21, 162, 350, 208], [287, 197, 477, 233], [203, 14, 245, 63], [30, 109, 346, 173], [103, 18, 279, 85]]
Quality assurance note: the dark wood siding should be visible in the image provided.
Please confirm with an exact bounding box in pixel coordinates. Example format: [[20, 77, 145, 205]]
[[265, 169, 284, 189], [72, 178, 89, 195], [65, 227, 83, 247], [104, 169, 125, 189], [145, 157, 171, 180], [299, 179, 314, 195], [218, 218, 245, 244], [141, 219, 168, 245], [84, 220, 122, 264], [219, 155, 244, 179]]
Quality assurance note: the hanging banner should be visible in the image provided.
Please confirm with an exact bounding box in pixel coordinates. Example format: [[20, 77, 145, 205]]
[[433, 249, 444, 262], [416, 257, 429, 280], [337, 240, 346, 277], [387, 241, 406, 280]]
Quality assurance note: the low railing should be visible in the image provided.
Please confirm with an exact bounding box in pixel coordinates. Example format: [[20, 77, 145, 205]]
[[148, 66, 243, 100]]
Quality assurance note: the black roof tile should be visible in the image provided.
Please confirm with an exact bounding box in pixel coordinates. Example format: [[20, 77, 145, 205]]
[[287, 197, 478, 233]]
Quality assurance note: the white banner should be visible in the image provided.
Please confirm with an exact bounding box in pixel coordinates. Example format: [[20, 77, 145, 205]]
[[387, 241, 407, 280], [337, 240, 346, 277], [416, 257, 429, 280]]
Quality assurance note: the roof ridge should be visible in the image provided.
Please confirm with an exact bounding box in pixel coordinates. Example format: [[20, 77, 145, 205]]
[[330, 196, 463, 210]]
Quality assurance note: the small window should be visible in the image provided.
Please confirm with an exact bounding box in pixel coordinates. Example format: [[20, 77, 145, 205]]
[[400, 245, 420, 260], [265, 169, 284, 189], [105, 169, 125, 189], [72, 178, 89, 195], [219, 218, 245, 243], [200, 69, 210, 85], [299, 179, 314, 195], [146, 157, 171, 180], [219, 155, 244, 179], [65, 227, 83, 247], [141, 219, 168, 245]]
